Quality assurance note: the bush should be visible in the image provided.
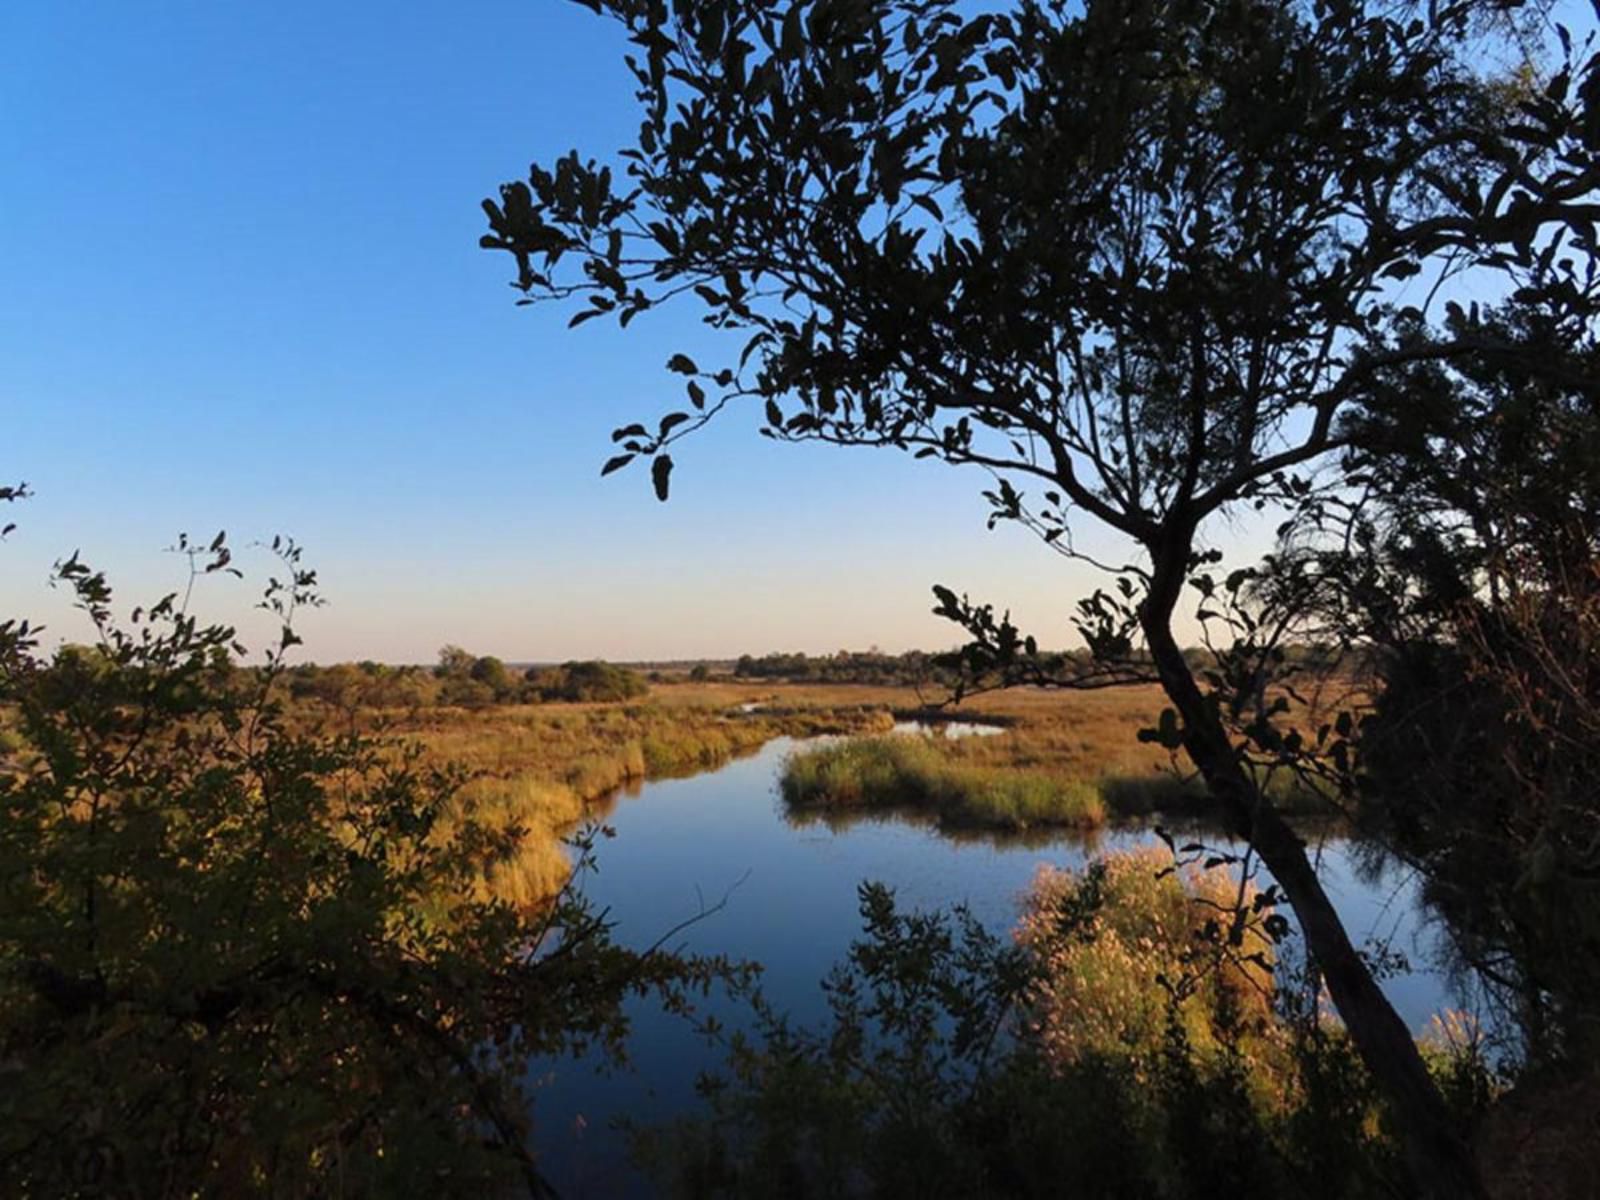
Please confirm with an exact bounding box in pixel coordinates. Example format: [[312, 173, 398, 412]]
[[527, 659, 650, 703], [0, 539, 728, 1196], [636, 852, 1427, 1200]]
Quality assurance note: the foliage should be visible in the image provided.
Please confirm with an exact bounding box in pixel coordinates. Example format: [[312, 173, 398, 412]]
[[634, 878, 1040, 1198], [634, 851, 1490, 1199], [437, 643, 478, 678], [1298, 295, 1600, 1072], [471, 653, 515, 696], [282, 653, 653, 711], [525, 658, 650, 703], [733, 649, 956, 689], [1016, 848, 1276, 1071], [0, 537, 732, 1196], [483, 0, 1596, 1183]]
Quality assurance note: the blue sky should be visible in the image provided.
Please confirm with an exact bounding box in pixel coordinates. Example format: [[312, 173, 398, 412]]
[[31, 1, 1548, 661], [1, 0, 1145, 662]]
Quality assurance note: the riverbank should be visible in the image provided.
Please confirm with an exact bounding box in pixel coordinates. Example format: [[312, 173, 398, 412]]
[[350, 678, 1346, 901], [389, 688, 900, 905], [781, 703, 1344, 835]]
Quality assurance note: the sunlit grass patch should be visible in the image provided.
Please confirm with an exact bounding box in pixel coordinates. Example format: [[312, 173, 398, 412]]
[[781, 736, 1106, 831], [392, 691, 899, 906]]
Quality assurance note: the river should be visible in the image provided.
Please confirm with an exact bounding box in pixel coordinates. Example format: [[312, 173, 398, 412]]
[[526, 729, 1455, 1197]]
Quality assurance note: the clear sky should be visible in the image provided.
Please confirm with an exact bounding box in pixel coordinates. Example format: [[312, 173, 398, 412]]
[[2, 1, 1263, 663]]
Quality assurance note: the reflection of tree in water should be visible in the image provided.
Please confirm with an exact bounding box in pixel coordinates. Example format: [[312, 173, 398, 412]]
[[783, 797, 1349, 857], [781, 800, 1108, 854]]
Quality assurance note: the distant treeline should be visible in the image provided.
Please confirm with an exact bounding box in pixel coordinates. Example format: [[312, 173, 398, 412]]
[[732, 650, 953, 686], [269, 642, 1351, 709], [730, 643, 1345, 687], [282, 646, 649, 709]]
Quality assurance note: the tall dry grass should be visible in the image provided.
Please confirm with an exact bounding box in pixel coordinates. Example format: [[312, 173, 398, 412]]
[[780, 680, 1350, 830], [781, 736, 1108, 831], [386, 689, 896, 907], [346, 678, 1350, 907]]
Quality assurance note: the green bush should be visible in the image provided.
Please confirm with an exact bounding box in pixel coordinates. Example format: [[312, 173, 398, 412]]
[[0, 539, 727, 1196], [527, 659, 650, 703]]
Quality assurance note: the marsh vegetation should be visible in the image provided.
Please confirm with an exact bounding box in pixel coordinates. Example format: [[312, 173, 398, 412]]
[[8, 0, 1600, 1191]]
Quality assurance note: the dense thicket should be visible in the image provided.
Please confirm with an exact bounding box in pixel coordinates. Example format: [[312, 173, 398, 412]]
[[1328, 299, 1600, 1075]]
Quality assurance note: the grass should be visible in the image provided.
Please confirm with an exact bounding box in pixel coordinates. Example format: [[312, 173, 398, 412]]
[[337, 676, 1353, 905], [781, 736, 1107, 831], [384, 688, 898, 907], [776, 682, 1178, 835], [778, 679, 1352, 833]]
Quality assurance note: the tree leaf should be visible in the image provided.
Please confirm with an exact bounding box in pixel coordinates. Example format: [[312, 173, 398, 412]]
[[651, 454, 674, 501]]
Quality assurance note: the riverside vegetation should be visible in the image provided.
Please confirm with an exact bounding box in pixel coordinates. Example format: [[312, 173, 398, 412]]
[[632, 847, 1497, 1200], [780, 688, 1345, 836], [0, 539, 752, 1196], [394, 684, 901, 907], [272, 672, 1337, 908], [301, 675, 1266, 906], [372, 674, 1348, 905], [0, 554, 1555, 1197]]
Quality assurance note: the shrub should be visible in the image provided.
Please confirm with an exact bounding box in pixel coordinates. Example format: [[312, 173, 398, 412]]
[[0, 539, 728, 1195], [528, 659, 650, 703], [1015, 848, 1276, 1072]]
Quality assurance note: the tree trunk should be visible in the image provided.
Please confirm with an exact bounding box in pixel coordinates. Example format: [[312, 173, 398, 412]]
[[1140, 551, 1483, 1200]]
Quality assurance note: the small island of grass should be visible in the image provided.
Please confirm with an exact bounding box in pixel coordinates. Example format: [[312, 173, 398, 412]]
[[781, 731, 1340, 834], [780, 735, 1107, 831]]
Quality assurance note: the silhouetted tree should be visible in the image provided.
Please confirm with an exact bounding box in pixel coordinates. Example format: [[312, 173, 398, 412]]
[[484, 0, 1600, 1189], [1303, 293, 1600, 1073]]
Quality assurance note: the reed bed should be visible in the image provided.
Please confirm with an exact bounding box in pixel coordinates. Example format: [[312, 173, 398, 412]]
[[781, 736, 1108, 831], [777, 681, 1348, 832], [341, 678, 1346, 906], [389, 692, 897, 906]]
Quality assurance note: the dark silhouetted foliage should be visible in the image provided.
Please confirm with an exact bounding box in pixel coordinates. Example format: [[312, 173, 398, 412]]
[[0, 536, 731, 1196], [483, 0, 1598, 1186]]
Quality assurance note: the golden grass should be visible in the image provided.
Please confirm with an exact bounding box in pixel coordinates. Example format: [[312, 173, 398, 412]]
[[384, 686, 899, 907], [350, 678, 1353, 907], [781, 736, 1109, 831], [780, 678, 1352, 832]]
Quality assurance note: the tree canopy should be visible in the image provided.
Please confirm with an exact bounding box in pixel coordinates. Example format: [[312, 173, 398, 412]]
[[484, 0, 1600, 1191]]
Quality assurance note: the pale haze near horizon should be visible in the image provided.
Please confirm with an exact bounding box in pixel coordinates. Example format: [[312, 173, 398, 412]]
[[3, 2, 1256, 664]]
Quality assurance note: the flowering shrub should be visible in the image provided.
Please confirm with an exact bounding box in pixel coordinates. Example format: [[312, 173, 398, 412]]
[[1015, 848, 1277, 1077]]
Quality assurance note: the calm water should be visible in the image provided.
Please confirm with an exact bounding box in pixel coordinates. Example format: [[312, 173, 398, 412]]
[[528, 733, 1453, 1197]]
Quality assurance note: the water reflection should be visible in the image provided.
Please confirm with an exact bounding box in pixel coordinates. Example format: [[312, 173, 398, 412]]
[[889, 716, 1010, 738], [782, 798, 1112, 851], [528, 735, 1455, 1198]]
